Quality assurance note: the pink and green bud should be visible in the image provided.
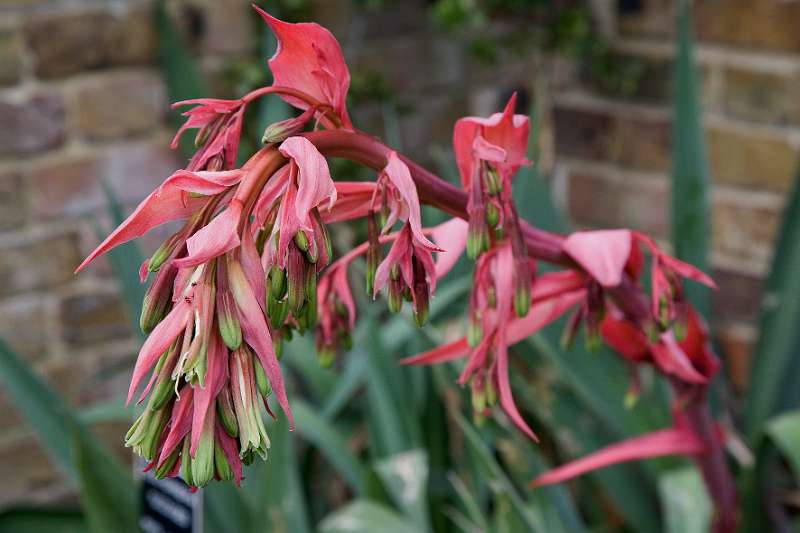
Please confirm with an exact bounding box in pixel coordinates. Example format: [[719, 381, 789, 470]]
[[140, 264, 177, 334], [217, 290, 242, 350], [253, 355, 272, 398], [269, 265, 287, 300], [216, 387, 239, 438], [214, 441, 234, 482], [485, 202, 500, 229], [181, 437, 194, 487], [484, 166, 502, 196], [191, 413, 216, 487], [155, 447, 180, 480], [366, 212, 380, 295], [261, 107, 315, 144]]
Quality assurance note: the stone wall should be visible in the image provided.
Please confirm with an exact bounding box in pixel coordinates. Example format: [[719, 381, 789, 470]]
[[0, 0, 796, 508]]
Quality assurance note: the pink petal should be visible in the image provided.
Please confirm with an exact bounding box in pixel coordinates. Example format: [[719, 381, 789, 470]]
[[191, 336, 228, 455], [127, 300, 191, 405], [506, 289, 586, 345], [279, 136, 337, 228], [215, 424, 243, 486], [374, 225, 413, 296], [496, 340, 539, 442], [333, 266, 357, 330], [228, 258, 293, 428], [633, 232, 716, 288], [400, 338, 470, 366], [531, 270, 588, 302], [651, 331, 708, 384], [431, 218, 468, 280], [382, 152, 441, 251], [157, 386, 194, 465], [321, 182, 376, 224], [254, 6, 352, 127], [600, 315, 650, 363], [240, 225, 266, 313], [76, 170, 242, 272], [472, 135, 506, 162], [531, 426, 706, 487], [562, 230, 633, 287], [173, 200, 244, 269]]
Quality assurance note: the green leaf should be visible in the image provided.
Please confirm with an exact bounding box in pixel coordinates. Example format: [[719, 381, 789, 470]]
[[745, 171, 800, 439], [155, 0, 210, 158], [0, 509, 86, 532], [74, 430, 138, 533], [0, 339, 138, 527], [453, 412, 544, 532], [261, 416, 311, 533], [765, 410, 800, 479], [294, 400, 367, 494], [658, 467, 712, 533], [318, 501, 419, 533], [671, 0, 712, 316], [374, 449, 430, 530], [98, 180, 146, 338]]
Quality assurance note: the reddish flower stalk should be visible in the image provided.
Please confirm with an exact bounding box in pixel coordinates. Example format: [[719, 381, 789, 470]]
[[76, 8, 736, 530]]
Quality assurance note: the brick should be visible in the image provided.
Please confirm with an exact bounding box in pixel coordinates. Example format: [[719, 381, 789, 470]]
[[0, 230, 81, 296], [712, 193, 781, 264], [722, 68, 800, 126], [197, 0, 253, 55], [553, 107, 614, 161], [0, 26, 23, 86], [706, 127, 798, 192], [555, 105, 671, 172], [716, 323, 755, 392], [0, 170, 26, 230], [0, 296, 51, 361], [30, 140, 182, 220], [25, 9, 110, 78], [60, 289, 130, 348], [711, 268, 763, 323], [582, 53, 672, 104], [25, 5, 156, 79], [0, 93, 65, 156], [568, 170, 669, 236], [694, 0, 800, 53], [617, 0, 674, 39], [68, 70, 167, 141], [614, 116, 671, 172]]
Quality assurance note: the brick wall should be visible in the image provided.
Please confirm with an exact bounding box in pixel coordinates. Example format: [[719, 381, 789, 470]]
[[0, 0, 795, 508]]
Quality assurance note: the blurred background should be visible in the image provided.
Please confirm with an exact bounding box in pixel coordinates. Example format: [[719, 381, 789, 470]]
[[0, 0, 799, 531]]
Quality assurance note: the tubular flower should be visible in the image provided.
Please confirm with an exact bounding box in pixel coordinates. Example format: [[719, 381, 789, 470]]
[[77, 8, 735, 522]]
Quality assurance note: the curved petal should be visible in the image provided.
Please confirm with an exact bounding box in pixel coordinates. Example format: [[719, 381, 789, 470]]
[[382, 152, 441, 251], [496, 340, 539, 442], [279, 136, 337, 227], [254, 6, 352, 126], [531, 426, 705, 487], [562, 230, 632, 287], [400, 338, 470, 366], [432, 218, 468, 280], [173, 200, 244, 269]]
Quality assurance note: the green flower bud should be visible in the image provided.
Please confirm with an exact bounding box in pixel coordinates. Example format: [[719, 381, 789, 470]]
[[216, 388, 239, 438], [214, 442, 233, 482], [253, 356, 272, 398]]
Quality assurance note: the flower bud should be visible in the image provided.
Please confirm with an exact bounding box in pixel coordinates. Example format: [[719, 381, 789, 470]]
[[148, 232, 183, 273], [214, 441, 234, 482], [467, 318, 483, 348], [269, 266, 287, 300], [318, 346, 335, 369], [269, 298, 290, 329], [485, 379, 497, 407], [140, 264, 177, 334], [261, 107, 315, 144], [485, 202, 500, 228], [467, 215, 489, 260], [513, 279, 531, 318], [216, 387, 239, 438], [287, 246, 307, 314], [388, 278, 404, 313], [155, 448, 180, 480], [471, 380, 486, 413], [485, 166, 502, 195], [191, 418, 215, 488], [217, 289, 242, 350], [294, 230, 310, 252], [311, 208, 333, 266], [366, 212, 380, 295], [253, 355, 272, 398], [206, 154, 224, 172], [181, 437, 194, 487]]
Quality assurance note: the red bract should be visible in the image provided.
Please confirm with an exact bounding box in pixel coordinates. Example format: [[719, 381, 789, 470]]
[[77, 9, 735, 527], [254, 5, 352, 128]]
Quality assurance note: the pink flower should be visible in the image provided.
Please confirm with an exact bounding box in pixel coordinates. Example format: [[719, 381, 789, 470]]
[[172, 98, 247, 171], [254, 6, 352, 128]]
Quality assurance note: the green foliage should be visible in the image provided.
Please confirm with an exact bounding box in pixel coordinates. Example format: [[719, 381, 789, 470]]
[[671, 0, 711, 316]]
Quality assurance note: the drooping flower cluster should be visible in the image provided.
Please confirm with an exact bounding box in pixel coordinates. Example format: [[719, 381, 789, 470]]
[[78, 7, 735, 527]]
